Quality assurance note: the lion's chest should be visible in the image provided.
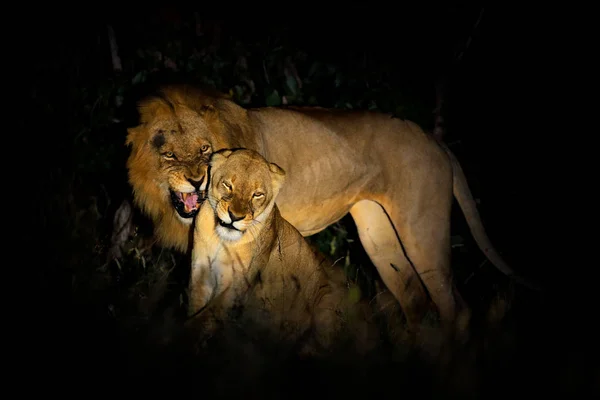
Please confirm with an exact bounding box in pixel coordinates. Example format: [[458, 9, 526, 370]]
[[194, 238, 318, 344], [245, 266, 314, 340], [191, 241, 254, 305]]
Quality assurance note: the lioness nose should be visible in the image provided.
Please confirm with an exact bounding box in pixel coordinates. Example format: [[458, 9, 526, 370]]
[[188, 176, 204, 190], [228, 210, 244, 222]]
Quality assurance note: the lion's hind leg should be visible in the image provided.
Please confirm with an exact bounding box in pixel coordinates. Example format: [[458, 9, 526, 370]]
[[376, 184, 471, 338], [349, 199, 429, 331]]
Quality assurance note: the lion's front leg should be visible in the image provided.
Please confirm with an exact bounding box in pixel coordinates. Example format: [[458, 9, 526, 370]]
[[188, 253, 221, 317], [186, 258, 231, 350]]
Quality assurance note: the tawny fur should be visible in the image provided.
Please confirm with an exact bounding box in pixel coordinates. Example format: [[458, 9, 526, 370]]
[[126, 84, 524, 331], [187, 149, 379, 356]]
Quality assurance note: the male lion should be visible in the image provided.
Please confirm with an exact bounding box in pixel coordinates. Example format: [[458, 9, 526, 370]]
[[126, 84, 529, 330], [187, 148, 379, 356]]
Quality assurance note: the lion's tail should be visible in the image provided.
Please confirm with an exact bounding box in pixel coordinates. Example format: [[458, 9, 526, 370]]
[[441, 143, 541, 291]]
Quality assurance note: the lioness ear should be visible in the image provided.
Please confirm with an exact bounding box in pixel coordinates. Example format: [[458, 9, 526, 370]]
[[210, 149, 233, 170], [269, 162, 286, 192], [269, 162, 285, 177]]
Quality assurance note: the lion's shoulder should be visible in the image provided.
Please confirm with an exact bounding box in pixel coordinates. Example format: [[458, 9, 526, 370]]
[[268, 209, 331, 278]]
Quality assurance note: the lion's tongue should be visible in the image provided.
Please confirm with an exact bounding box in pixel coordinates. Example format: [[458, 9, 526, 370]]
[[182, 193, 199, 212]]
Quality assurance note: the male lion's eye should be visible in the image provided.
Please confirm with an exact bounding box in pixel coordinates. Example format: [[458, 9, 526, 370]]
[[253, 192, 264, 198], [163, 151, 175, 159], [222, 182, 232, 190], [200, 144, 211, 153]]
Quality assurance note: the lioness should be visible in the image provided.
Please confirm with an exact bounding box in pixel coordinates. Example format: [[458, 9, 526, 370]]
[[187, 148, 378, 355], [125, 84, 528, 329]]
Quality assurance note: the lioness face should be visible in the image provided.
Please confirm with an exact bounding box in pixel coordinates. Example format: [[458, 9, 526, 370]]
[[207, 149, 286, 242], [126, 98, 226, 225]]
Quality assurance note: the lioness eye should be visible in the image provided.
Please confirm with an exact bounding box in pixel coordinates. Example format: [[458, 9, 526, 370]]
[[200, 144, 210, 153], [253, 192, 264, 198], [222, 182, 232, 190], [163, 151, 175, 159]]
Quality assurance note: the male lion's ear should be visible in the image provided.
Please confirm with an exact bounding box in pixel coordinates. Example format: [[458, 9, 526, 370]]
[[209, 149, 233, 169], [137, 97, 169, 124], [125, 127, 139, 147], [269, 162, 286, 192], [198, 104, 218, 118]]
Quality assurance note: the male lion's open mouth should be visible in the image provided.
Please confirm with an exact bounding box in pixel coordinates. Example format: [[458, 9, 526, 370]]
[[170, 190, 207, 219]]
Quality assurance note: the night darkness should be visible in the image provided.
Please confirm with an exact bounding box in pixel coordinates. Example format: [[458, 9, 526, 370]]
[[27, 7, 595, 396]]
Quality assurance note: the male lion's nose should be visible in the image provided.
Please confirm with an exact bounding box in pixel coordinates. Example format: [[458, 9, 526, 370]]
[[188, 176, 204, 190], [228, 210, 245, 222]]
